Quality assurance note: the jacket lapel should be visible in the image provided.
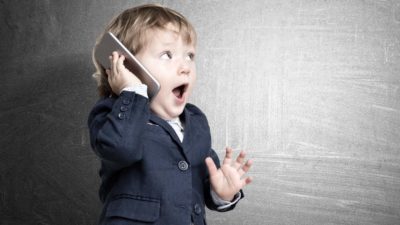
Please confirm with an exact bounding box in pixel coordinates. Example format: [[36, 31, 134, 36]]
[[148, 113, 188, 161], [181, 108, 193, 157]]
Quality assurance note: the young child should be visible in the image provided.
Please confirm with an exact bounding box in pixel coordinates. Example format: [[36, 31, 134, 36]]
[[88, 4, 253, 225]]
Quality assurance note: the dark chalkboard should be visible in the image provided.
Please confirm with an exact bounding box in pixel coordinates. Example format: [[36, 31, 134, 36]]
[[1, 0, 399, 224]]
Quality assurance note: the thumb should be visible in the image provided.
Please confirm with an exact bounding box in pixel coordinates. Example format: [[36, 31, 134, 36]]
[[205, 157, 218, 176]]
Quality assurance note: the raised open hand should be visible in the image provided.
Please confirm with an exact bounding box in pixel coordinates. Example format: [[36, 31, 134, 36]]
[[205, 147, 253, 201]]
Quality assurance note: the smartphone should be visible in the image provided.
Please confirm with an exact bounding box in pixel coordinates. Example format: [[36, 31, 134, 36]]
[[94, 32, 160, 99]]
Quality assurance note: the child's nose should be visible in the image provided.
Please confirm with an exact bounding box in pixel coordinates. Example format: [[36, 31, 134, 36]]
[[178, 60, 190, 76]]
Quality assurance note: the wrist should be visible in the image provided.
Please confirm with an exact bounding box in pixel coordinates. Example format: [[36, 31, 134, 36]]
[[211, 189, 242, 210], [212, 189, 235, 202], [220, 194, 235, 202], [116, 81, 141, 93], [120, 84, 148, 98]]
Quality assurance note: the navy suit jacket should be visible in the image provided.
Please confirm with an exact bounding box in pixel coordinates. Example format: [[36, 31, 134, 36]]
[[88, 91, 242, 225]]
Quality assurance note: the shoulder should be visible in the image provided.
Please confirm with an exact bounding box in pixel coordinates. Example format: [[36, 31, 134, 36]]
[[184, 103, 211, 130], [185, 103, 206, 117]]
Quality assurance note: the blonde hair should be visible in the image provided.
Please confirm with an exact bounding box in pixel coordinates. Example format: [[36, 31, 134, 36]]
[[92, 4, 197, 97]]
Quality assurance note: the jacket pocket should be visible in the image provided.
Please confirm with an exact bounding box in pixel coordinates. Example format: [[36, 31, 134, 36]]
[[105, 195, 160, 222]]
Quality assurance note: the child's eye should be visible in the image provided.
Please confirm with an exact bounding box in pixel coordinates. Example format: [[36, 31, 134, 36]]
[[186, 52, 195, 61], [160, 51, 172, 60]]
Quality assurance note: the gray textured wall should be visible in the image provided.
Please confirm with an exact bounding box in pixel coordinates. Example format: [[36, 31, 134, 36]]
[[1, 0, 400, 224]]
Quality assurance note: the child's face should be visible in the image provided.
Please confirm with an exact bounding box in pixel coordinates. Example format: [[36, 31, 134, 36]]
[[136, 23, 196, 120]]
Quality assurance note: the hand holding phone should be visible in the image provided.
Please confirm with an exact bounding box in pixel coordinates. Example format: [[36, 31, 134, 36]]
[[106, 51, 143, 95], [94, 32, 160, 99]]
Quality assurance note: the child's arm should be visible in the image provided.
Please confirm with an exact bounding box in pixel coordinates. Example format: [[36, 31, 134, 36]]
[[205, 147, 253, 202], [88, 52, 149, 170]]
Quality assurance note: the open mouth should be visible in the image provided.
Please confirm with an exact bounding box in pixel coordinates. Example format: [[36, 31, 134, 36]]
[[172, 83, 188, 99]]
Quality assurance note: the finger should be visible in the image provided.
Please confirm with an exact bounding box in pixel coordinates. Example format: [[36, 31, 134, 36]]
[[223, 147, 233, 165], [107, 55, 113, 78], [106, 67, 113, 83], [111, 51, 119, 75], [205, 157, 218, 177], [244, 176, 253, 185], [234, 151, 246, 170], [238, 176, 253, 188], [106, 55, 112, 70], [109, 52, 116, 69], [117, 54, 125, 72], [238, 159, 253, 177], [242, 159, 253, 172]]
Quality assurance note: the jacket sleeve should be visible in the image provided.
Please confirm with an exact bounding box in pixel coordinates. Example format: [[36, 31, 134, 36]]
[[88, 91, 150, 170]]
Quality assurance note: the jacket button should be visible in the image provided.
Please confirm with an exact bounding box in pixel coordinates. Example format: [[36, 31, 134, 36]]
[[178, 161, 189, 171], [118, 112, 125, 119], [194, 203, 201, 215], [120, 106, 128, 112], [122, 99, 130, 105]]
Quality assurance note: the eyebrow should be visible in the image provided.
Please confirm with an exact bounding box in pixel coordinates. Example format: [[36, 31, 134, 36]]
[[157, 40, 195, 50], [159, 40, 175, 46]]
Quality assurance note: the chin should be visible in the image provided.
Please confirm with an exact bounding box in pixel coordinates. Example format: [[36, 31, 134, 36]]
[[150, 97, 188, 120], [168, 107, 185, 119]]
